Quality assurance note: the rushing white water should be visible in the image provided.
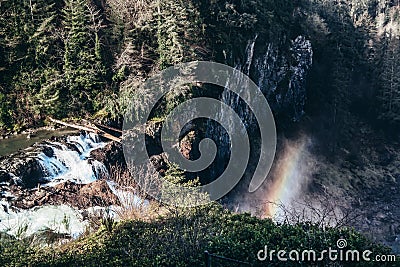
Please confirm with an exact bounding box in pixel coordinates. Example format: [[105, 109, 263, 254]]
[[0, 133, 109, 238], [106, 181, 149, 208], [37, 132, 109, 185], [0, 204, 87, 238], [0, 132, 151, 239]]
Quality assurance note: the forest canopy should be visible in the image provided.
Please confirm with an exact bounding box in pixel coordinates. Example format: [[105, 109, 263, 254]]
[[0, 0, 400, 137]]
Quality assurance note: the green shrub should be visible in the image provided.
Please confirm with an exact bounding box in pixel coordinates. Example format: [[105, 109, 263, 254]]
[[1, 204, 397, 266]]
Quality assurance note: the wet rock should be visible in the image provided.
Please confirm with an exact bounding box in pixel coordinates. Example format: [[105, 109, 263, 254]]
[[149, 153, 169, 175], [0, 156, 44, 188], [252, 36, 313, 122], [90, 141, 125, 170], [179, 130, 201, 161], [10, 180, 119, 210], [42, 146, 54, 157], [65, 142, 82, 154], [0, 170, 10, 183]]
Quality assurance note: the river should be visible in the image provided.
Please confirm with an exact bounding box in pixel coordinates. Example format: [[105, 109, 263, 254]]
[[0, 128, 79, 157]]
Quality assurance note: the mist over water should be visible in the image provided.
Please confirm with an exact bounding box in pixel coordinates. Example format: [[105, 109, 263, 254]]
[[263, 136, 315, 219], [228, 135, 317, 221]]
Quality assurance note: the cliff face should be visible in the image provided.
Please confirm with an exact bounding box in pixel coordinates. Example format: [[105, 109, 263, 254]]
[[217, 3, 316, 125], [252, 35, 313, 123]]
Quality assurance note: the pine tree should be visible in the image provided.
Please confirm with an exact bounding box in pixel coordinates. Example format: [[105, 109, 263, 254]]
[[0, 0, 60, 128], [27, 0, 64, 118], [0, 0, 68, 128], [62, 0, 106, 114], [155, 0, 204, 69]]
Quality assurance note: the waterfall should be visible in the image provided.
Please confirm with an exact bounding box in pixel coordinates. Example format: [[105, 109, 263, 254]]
[[203, 36, 259, 179], [220, 34, 258, 130], [37, 132, 108, 186], [203, 35, 312, 188]]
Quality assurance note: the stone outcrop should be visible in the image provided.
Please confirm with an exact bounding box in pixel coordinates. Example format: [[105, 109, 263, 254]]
[[5, 180, 119, 210], [90, 141, 125, 170], [0, 132, 123, 212], [0, 152, 48, 188]]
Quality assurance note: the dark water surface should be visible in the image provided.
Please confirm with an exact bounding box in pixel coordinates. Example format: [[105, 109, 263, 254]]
[[0, 128, 78, 157]]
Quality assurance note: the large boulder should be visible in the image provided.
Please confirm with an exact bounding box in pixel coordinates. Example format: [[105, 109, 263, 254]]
[[90, 141, 125, 170], [0, 170, 10, 184], [0, 155, 45, 188], [10, 180, 120, 210]]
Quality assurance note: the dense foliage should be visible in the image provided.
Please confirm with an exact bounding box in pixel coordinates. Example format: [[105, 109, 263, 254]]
[[1, 0, 400, 138], [1, 1, 400, 266], [0, 0, 110, 130], [0, 205, 396, 266]]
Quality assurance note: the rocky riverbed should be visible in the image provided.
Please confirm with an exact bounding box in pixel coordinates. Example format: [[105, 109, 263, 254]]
[[0, 131, 139, 238], [1, 127, 400, 256]]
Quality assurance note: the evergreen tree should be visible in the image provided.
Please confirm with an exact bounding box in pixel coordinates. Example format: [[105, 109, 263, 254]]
[[0, 0, 61, 128], [62, 0, 106, 114], [26, 0, 63, 118], [155, 0, 205, 69]]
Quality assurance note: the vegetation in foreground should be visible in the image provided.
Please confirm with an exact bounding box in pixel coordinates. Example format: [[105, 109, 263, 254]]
[[0, 204, 397, 267]]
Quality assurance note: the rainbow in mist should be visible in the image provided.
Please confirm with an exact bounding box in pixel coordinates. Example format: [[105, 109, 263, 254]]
[[264, 137, 310, 219]]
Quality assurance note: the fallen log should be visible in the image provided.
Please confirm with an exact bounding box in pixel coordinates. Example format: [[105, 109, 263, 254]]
[[93, 122, 122, 134], [49, 118, 122, 143], [95, 131, 122, 143]]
